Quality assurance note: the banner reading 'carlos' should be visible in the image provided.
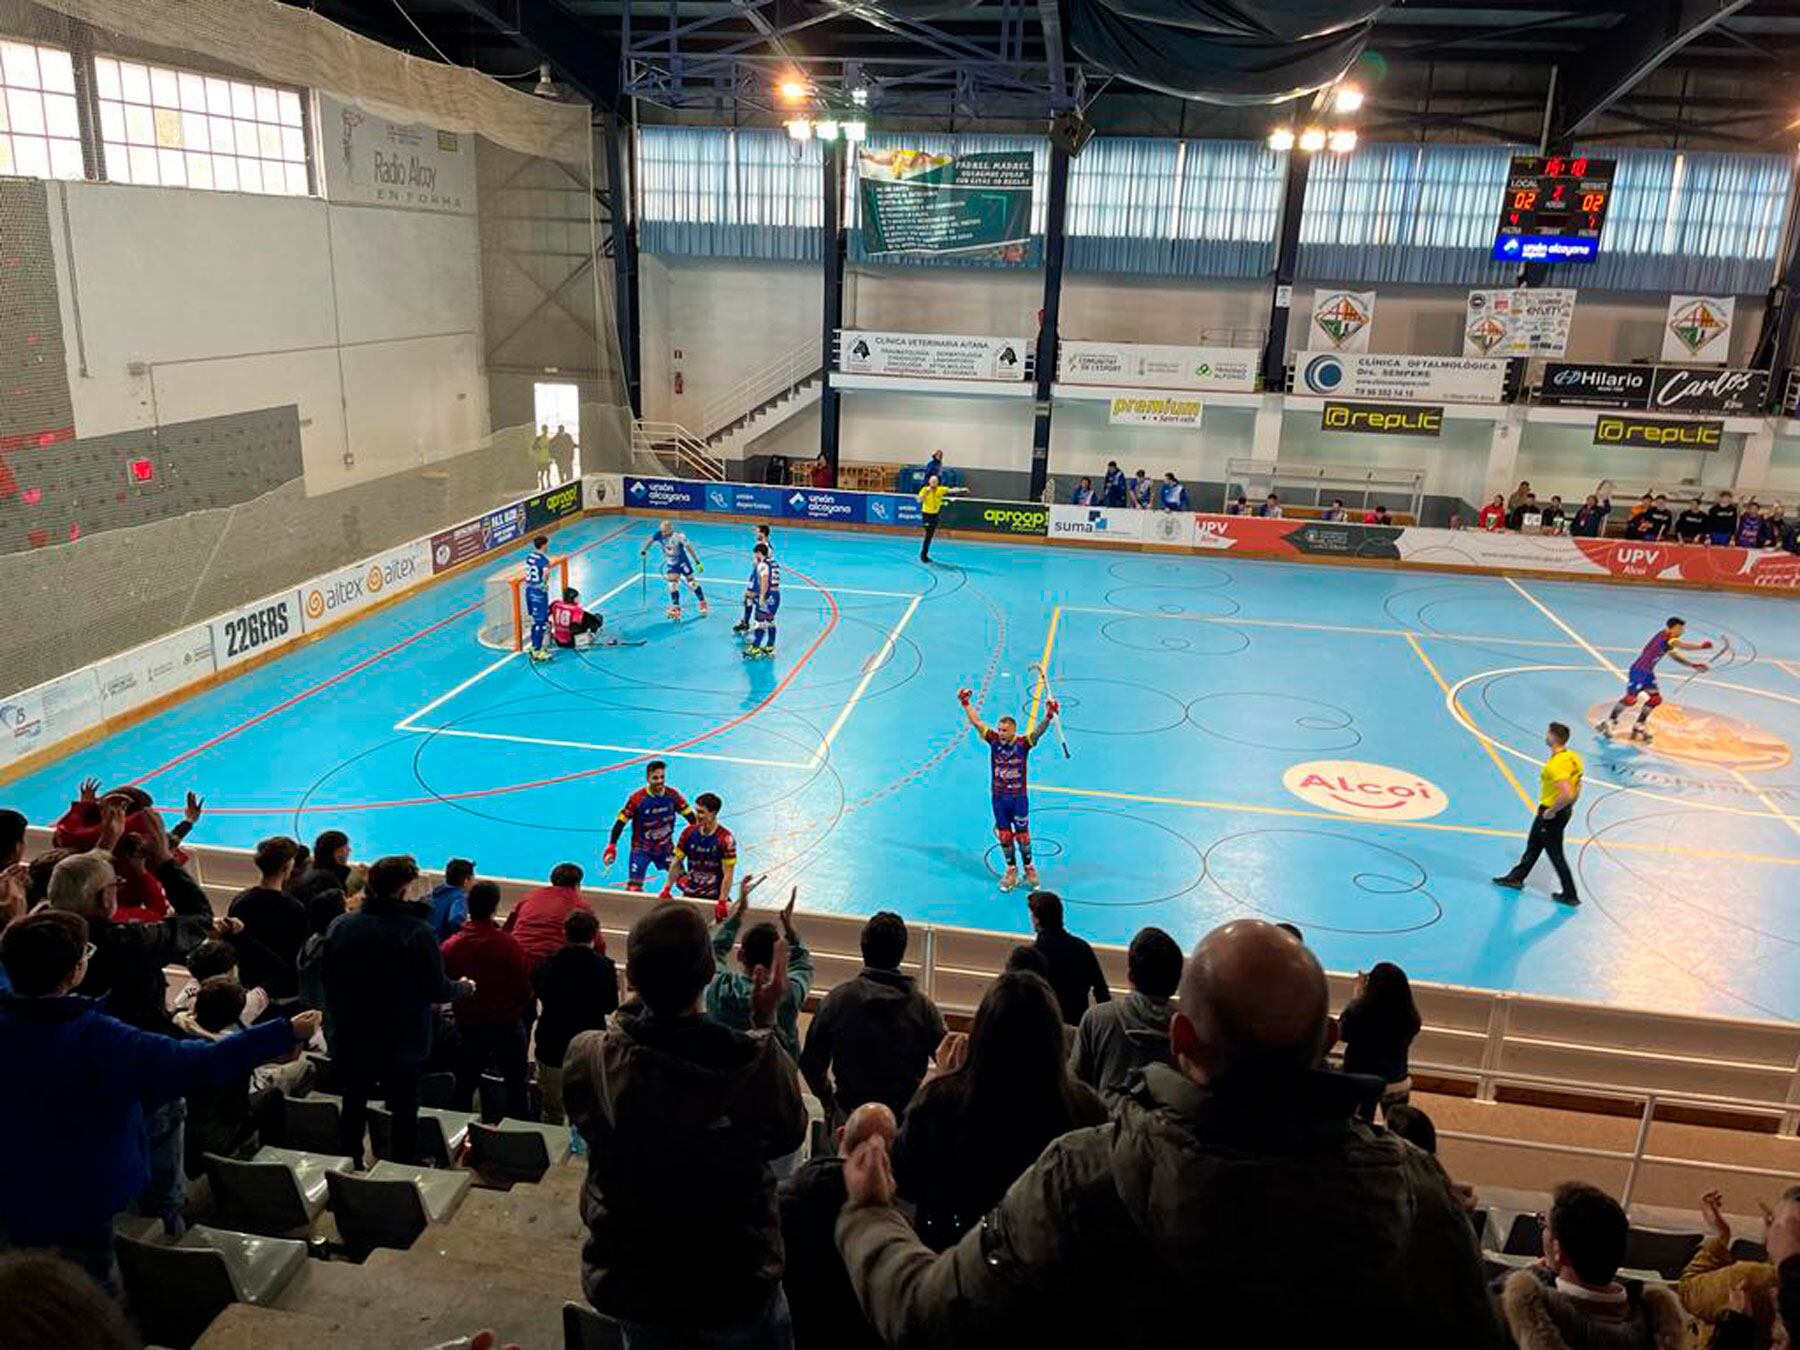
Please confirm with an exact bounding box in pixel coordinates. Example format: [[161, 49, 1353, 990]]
[[857, 149, 1034, 263]]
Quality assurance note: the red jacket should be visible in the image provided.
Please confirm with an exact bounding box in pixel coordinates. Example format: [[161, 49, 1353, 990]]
[[501, 885, 591, 967], [441, 920, 532, 1027], [111, 868, 169, 925]]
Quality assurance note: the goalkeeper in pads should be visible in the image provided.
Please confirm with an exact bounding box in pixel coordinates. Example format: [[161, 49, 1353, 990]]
[[959, 686, 1058, 893], [549, 587, 603, 650]]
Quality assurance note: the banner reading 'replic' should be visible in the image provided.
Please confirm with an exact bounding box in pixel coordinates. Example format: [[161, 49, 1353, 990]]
[[857, 149, 1033, 262]]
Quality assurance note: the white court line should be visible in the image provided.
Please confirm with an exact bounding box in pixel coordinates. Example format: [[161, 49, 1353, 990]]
[[1059, 603, 1642, 653], [1503, 578, 1800, 841], [809, 594, 923, 768], [405, 725, 808, 771]]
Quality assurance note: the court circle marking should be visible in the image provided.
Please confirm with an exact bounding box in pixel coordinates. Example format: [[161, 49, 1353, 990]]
[[1282, 760, 1449, 821]]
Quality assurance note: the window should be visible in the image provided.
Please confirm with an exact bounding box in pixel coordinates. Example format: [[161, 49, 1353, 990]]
[[0, 39, 83, 181], [93, 55, 307, 195]]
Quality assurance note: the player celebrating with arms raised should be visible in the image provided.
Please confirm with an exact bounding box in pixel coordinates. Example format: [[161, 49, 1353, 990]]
[[640, 520, 708, 622], [602, 759, 695, 893], [523, 534, 552, 662], [1596, 616, 1713, 743], [661, 791, 739, 919], [959, 687, 1059, 893]]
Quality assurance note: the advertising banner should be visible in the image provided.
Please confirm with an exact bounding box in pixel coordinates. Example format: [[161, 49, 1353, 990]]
[[430, 502, 525, 574], [1320, 401, 1444, 437], [1048, 505, 1148, 543], [940, 498, 1048, 537], [857, 149, 1033, 261], [1108, 395, 1203, 427], [623, 476, 707, 513], [584, 472, 625, 510], [298, 539, 432, 633], [1593, 415, 1723, 449], [1537, 362, 1653, 409], [1059, 341, 1259, 393], [524, 481, 583, 531], [1308, 290, 1376, 352], [1141, 511, 1198, 547], [1463, 287, 1576, 357], [95, 625, 216, 719], [839, 330, 1028, 381], [704, 483, 785, 517], [864, 493, 923, 528], [1646, 366, 1769, 415], [781, 487, 866, 525], [211, 592, 300, 670], [0, 668, 103, 767], [317, 93, 476, 214], [1662, 295, 1734, 364], [1296, 352, 1508, 404]]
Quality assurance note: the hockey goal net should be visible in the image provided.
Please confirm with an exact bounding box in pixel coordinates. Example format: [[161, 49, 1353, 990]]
[[478, 557, 569, 650]]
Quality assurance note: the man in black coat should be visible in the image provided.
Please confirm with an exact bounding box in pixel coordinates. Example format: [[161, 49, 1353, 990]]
[[1027, 890, 1111, 1027], [779, 1103, 896, 1350]]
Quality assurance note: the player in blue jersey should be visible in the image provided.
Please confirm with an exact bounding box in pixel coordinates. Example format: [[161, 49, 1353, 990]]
[[639, 520, 708, 622], [601, 760, 696, 893], [742, 542, 781, 660], [523, 534, 552, 662], [733, 524, 774, 635], [1596, 616, 1713, 743], [958, 687, 1059, 893]]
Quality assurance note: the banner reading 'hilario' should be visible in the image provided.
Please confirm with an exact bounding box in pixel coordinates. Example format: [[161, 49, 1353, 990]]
[[857, 149, 1033, 261]]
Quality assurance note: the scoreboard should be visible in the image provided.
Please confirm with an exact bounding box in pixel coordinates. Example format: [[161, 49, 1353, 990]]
[[1491, 154, 1615, 264]]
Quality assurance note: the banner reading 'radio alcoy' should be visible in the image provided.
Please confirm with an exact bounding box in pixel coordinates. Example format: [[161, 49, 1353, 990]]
[[1060, 341, 1259, 393]]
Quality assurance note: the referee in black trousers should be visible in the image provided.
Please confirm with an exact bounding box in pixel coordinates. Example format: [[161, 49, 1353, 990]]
[[916, 474, 968, 563]]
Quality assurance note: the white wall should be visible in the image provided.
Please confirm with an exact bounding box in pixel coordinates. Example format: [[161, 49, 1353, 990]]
[[1276, 409, 1492, 512], [48, 179, 486, 493], [1062, 273, 1266, 345], [1049, 399, 1254, 495], [1767, 437, 1800, 496]]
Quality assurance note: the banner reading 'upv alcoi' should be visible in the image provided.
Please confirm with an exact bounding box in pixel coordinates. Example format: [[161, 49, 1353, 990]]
[[857, 149, 1034, 262]]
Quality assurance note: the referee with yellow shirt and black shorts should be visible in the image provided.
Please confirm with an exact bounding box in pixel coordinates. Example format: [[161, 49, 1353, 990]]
[[916, 474, 968, 564], [1492, 721, 1583, 905]]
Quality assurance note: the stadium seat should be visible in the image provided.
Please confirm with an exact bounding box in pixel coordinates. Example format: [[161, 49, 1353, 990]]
[[116, 1225, 306, 1347], [281, 1094, 354, 1156], [1467, 1207, 1490, 1244], [1731, 1237, 1769, 1263], [368, 1105, 474, 1168], [324, 1163, 469, 1258], [204, 1147, 352, 1236], [1623, 1227, 1703, 1281], [563, 1300, 625, 1350], [1501, 1212, 1544, 1259], [467, 1120, 569, 1185]]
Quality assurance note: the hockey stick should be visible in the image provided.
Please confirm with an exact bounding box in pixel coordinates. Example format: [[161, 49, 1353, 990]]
[[1671, 635, 1732, 698], [1029, 661, 1073, 759]]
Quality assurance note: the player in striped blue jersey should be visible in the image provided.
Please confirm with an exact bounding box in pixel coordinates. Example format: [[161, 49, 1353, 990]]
[[733, 524, 774, 635]]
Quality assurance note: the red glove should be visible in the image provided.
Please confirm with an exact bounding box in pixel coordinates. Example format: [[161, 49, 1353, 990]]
[[957, 688, 972, 706], [1047, 699, 1060, 718], [713, 896, 731, 922], [602, 844, 617, 867], [1692, 662, 1710, 673], [1699, 640, 1714, 649]]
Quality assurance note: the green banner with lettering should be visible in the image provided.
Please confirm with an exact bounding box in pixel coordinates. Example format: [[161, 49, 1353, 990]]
[[857, 149, 1034, 262]]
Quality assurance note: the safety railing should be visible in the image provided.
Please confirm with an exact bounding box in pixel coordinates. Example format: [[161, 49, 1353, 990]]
[[629, 420, 725, 481], [1222, 456, 1426, 520], [698, 338, 823, 444]]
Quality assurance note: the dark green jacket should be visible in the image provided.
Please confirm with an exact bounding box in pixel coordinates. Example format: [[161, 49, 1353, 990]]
[[837, 1062, 1505, 1349]]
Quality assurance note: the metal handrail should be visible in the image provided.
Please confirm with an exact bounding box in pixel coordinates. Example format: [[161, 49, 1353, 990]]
[[630, 419, 725, 481], [699, 338, 823, 443]]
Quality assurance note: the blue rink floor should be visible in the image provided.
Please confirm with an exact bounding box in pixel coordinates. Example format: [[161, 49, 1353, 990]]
[[11, 514, 1800, 1020]]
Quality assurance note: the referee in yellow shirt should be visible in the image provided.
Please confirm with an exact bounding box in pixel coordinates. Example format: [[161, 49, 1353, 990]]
[[916, 473, 968, 564], [1492, 721, 1583, 905]]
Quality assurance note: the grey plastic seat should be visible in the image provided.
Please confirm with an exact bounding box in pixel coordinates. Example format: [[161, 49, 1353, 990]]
[[367, 1104, 474, 1167], [116, 1225, 306, 1346], [326, 1162, 471, 1257], [281, 1095, 349, 1156], [1501, 1212, 1544, 1258], [563, 1300, 625, 1350], [467, 1119, 570, 1184], [367, 1160, 472, 1221], [1731, 1237, 1770, 1263], [205, 1147, 352, 1236]]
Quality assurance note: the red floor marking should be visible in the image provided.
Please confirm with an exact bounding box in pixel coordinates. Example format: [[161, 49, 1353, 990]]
[[202, 562, 841, 815], [133, 521, 637, 789]]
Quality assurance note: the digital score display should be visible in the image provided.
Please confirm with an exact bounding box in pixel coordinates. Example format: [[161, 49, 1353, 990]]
[[1491, 154, 1615, 264]]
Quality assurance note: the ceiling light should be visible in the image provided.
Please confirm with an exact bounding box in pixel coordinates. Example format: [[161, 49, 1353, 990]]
[[815, 119, 840, 142], [1298, 126, 1327, 153], [785, 118, 813, 141], [777, 78, 810, 105], [1327, 129, 1358, 153], [1267, 126, 1295, 152], [843, 119, 868, 143], [1333, 85, 1364, 114], [851, 87, 868, 107]]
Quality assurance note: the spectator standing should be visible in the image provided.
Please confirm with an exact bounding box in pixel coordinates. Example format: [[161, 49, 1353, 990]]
[[1027, 890, 1110, 1027], [893, 970, 1106, 1251], [502, 862, 592, 968], [1338, 961, 1422, 1117], [710, 884, 813, 1061], [1627, 494, 1673, 541], [1570, 493, 1611, 538], [1678, 1187, 1795, 1349], [226, 837, 308, 1001], [835, 920, 1501, 1346], [1129, 469, 1153, 509], [0, 911, 316, 1287], [799, 911, 945, 1125], [321, 856, 473, 1164], [441, 881, 533, 1119], [1707, 491, 1741, 546], [530, 424, 552, 489], [1675, 499, 1710, 543], [1070, 476, 1095, 506], [292, 830, 351, 903], [920, 450, 947, 482], [550, 423, 576, 485], [1158, 473, 1190, 511], [779, 1103, 896, 1350], [1102, 460, 1126, 507], [1497, 1182, 1684, 1349], [295, 889, 345, 1033], [810, 452, 833, 489], [108, 834, 167, 924], [563, 903, 805, 1347], [531, 907, 618, 1124], [1508, 480, 1534, 512], [1478, 495, 1507, 530], [1764, 503, 1788, 550], [1542, 495, 1567, 531], [1258, 492, 1283, 519], [1069, 925, 1181, 1105], [1737, 502, 1769, 549], [427, 857, 476, 942], [1508, 492, 1543, 531]]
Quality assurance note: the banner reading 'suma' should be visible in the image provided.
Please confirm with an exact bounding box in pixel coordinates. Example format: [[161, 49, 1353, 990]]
[[858, 149, 1033, 261]]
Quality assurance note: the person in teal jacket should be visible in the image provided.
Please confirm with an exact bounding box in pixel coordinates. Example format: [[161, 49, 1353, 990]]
[[707, 882, 813, 1060], [0, 910, 318, 1286]]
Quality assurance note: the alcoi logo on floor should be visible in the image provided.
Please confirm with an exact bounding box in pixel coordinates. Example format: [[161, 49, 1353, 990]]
[[1282, 760, 1448, 821]]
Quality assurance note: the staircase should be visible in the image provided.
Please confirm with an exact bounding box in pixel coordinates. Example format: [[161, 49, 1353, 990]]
[[631, 339, 825, 483], [631, 420, 726, 481]]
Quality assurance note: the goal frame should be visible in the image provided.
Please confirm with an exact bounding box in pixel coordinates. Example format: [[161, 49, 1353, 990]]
[[479, 556, 569, 650]]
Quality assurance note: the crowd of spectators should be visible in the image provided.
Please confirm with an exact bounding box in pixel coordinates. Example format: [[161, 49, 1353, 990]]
[[2, 787, 1796, 1350], [1473, 480, 1800, 550]]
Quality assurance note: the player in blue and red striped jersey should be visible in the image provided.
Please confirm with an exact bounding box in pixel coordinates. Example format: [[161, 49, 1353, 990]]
[[662, 791, 738, 920], [1597, 616, 1712, 744], [601, 760, 696, 893], [958, 687, 1059, 893]]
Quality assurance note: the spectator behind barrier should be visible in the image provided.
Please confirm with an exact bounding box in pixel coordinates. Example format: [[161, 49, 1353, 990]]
[[427, 857, 476, 942], [835, 919, 1502, 1347], [1338, 961, 1422, 1119], [563, 902, 805, 1343], [1027, 890, 1111, 1027], [502, 862, 591, 969], [799, 910, 946, 1125], [1070, 925, 1181, 1106], [709, 881, 813, 1060], [441, 880, 533, 1120], [291, 829, 351, 903], [226, 837, 307, 1001], [1680, 1185, 1800, 1350], [531, 907, 618, 1125]]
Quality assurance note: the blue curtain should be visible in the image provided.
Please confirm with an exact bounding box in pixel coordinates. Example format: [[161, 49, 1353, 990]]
[[637, 126, 821, 260], [848, 131, 1048, 268]]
